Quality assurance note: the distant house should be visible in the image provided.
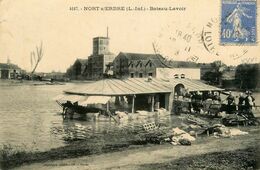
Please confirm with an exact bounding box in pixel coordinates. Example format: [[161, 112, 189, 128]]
[[0, 63, 22, 79], [113, 52, 200, 79], [66, 59, 88, 80]]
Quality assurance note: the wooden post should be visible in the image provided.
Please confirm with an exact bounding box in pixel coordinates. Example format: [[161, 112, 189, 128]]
[[106, 101, 109, 112], [151, 95, 155, 112], [132, 95, 135, 113]]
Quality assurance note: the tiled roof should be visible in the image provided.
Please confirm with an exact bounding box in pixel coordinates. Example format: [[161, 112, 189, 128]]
[[120, 52, 163, 60], [0, 63, 21, 70], [76, 59, 88, 65], [149, 59, 170, 68], [118, 52, 198, 68]]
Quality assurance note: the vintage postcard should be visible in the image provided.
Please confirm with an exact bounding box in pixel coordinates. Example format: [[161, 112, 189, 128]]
[[0, 0, 259, 170]]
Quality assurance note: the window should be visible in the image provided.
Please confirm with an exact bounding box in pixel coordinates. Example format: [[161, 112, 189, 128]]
[[181, 74, 185, 78], [149, 62, 152, 67], [131, 63, 134, 68], [140, 63, 142, 67], [148, 73, 153, 77], [139, 73, 143, 78], [174, 74, 179, 78], [130, 73, 134, 78]]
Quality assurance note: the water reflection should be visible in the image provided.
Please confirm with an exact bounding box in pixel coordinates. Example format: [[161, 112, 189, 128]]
[[50, 112, 173, 144]]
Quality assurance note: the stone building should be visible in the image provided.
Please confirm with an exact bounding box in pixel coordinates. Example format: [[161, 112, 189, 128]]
[[113, 52, 200, 79], [66, 59, 88, 80], [0, 63, 22, 79], [113, 52, 167, 78], [87, 37, 115, 79]]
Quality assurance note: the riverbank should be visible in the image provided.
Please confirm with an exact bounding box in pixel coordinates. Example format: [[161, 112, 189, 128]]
[[0, 122, 167, 170], [12, 127, 260, 170], [1, 117, 259, 170]]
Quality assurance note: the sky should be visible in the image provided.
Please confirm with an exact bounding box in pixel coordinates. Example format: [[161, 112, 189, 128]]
[[0, 0, 259, 72]]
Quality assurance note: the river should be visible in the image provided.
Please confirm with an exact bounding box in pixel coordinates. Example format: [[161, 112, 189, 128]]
[[0, 80, 259, 152], [0, 81, 171, 151]]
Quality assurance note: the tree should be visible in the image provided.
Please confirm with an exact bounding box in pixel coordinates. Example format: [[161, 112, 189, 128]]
[[31, 42, 43, 74], [210, 60, 227, 85], [201, 60, 227, 85], [235, 63, 259, 89], [202, 71, 218, 84]]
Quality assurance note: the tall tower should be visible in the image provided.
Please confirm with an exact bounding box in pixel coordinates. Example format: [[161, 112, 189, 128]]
[[92, 37, 110, 55], [92, 27, 110, 55], [89, 27, 115, 79]]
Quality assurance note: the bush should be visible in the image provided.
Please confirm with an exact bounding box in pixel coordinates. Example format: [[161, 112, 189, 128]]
[[0, 144, 29, 169], [235, 63, 259, 89]]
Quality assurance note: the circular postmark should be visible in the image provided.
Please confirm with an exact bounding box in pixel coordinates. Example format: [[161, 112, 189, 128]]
[[152, 22, 202, 63], [153, 19, 258, 65], [201, 17, 257, 64]]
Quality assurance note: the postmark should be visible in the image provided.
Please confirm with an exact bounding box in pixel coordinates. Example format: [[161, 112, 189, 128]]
[[202, 18, 220, 56], [202, 17, 256, 63], [152, 22, 202, 63], [153, 17, 258, 65], [220, 0, 257, 44]]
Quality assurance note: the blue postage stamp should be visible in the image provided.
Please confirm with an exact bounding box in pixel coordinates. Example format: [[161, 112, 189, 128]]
[[221, 0, 257, 44]]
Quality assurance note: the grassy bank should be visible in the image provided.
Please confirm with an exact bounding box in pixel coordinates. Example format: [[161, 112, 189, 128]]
[[1, 115, 259, 170], [0, 127, 167, 170], [140, 147, 259, 170], [1, 127, 259, 170], [0, 141, 132, 169]]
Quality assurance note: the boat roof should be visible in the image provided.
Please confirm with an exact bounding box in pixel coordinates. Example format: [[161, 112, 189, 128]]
[[64, 78, 172, 96], [64, 78, 224, 96]]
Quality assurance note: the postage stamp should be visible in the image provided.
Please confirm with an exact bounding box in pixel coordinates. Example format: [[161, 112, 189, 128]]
[[221, 0, 257, 44]]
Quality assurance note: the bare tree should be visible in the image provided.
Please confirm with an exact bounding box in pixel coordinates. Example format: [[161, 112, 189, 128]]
[[30, 42, 43, 74]]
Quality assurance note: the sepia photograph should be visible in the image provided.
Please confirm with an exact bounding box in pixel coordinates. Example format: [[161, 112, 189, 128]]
[[0, 0, 259, 169]]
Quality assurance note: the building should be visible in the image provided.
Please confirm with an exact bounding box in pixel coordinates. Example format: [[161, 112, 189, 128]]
[[0, 63, 22, 79], [87, 37, 115, 79], [113, 52, 200, 79], [156, 68, 200, 80], [66, 59, 88, 80], [62, 78, 223, 114], [113, 52, 168, 78]]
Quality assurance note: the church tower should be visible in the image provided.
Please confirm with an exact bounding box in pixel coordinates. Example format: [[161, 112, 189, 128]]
[[92, 27, 110, 55], [88, 27, 115, 79]]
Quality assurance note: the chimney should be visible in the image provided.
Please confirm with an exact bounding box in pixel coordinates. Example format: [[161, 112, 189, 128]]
[[107, 27, 109, 38]]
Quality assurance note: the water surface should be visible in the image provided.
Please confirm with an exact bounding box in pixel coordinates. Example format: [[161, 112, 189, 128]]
[[0, 80, 259, 151]]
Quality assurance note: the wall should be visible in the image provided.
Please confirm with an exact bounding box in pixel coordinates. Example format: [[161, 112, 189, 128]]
[[113, 54, 129, 78], [0, 69, 21, 79], [156, 68, 201, 80], [103, 54, 116, 73], [113, 57, 157, 78]]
